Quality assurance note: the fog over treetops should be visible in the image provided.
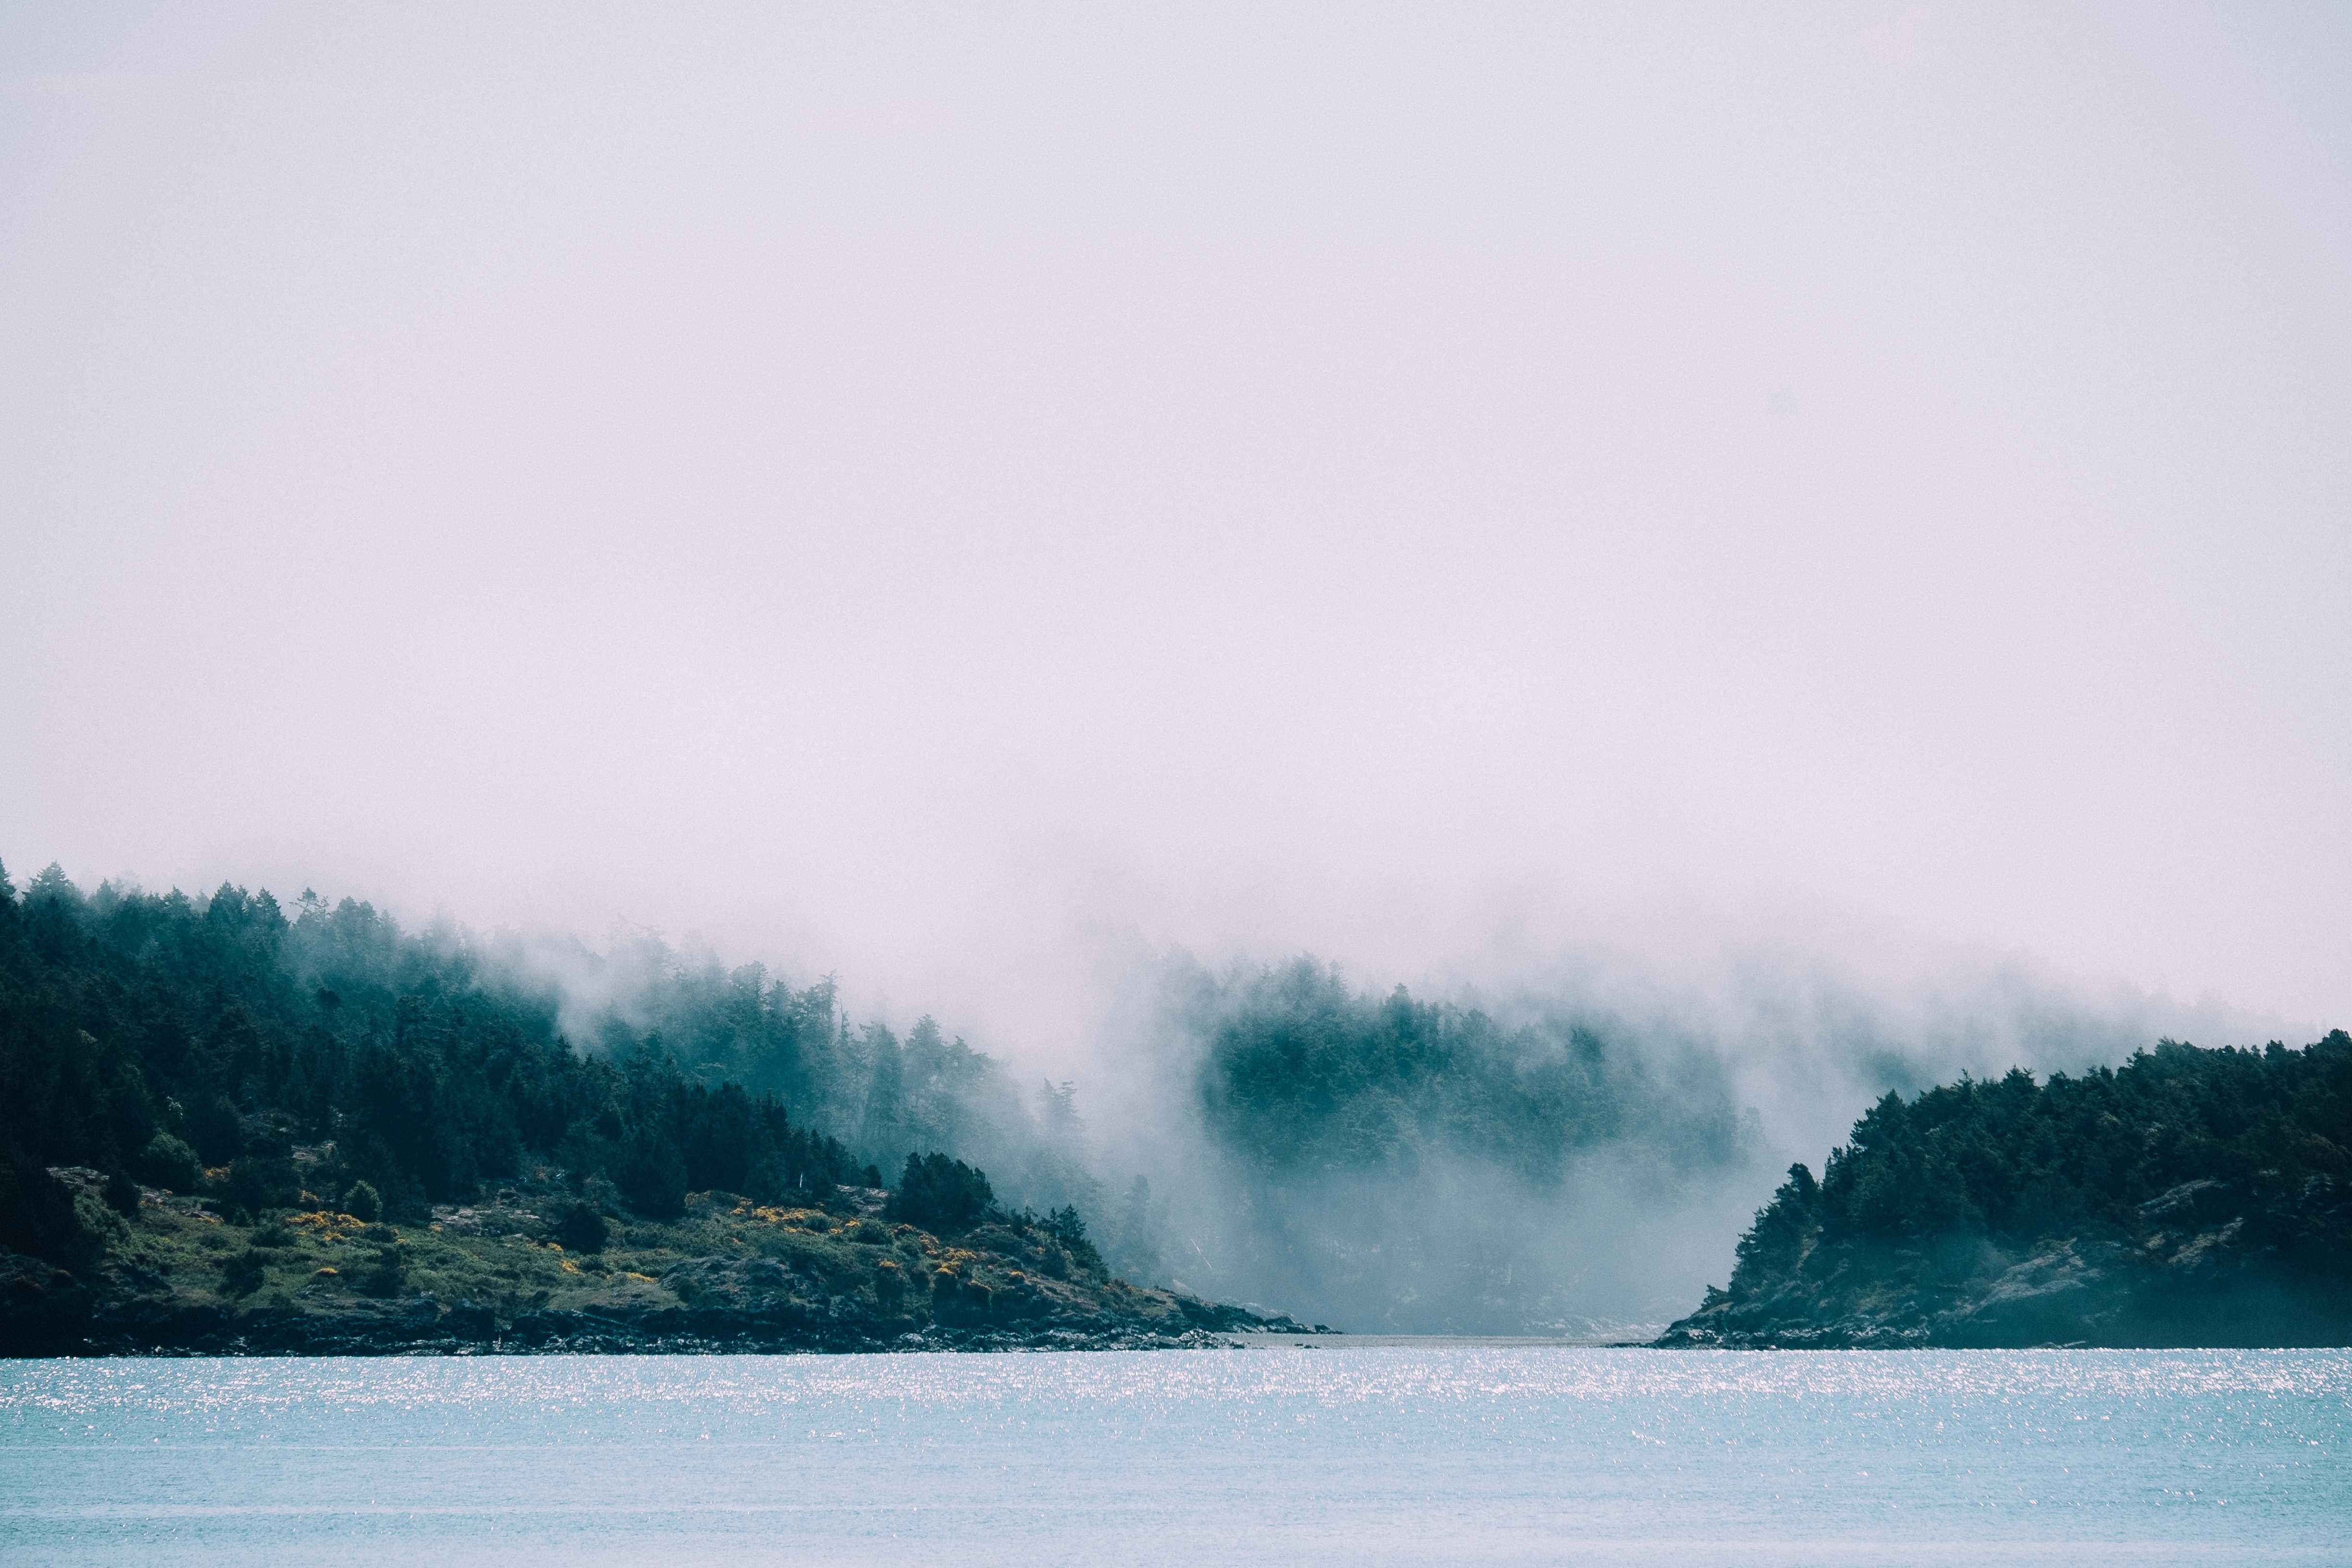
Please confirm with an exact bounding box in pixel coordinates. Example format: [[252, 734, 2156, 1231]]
[[2, 858, 2302, 1331], [3, 9, 2344, 1323]]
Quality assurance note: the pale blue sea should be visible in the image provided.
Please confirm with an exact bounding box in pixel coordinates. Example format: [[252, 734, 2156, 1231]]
[[3, 1347, 2346, 1566]]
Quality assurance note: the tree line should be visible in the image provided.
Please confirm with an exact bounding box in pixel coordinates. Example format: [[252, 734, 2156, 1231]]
[[1723, 1032, 2352, 1301], [0, 861, 875, 1249], [1173, 957, 1757, 1329], [1195, 957, 1749, 1185]]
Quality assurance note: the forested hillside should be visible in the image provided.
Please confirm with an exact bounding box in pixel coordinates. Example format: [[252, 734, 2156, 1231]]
[[38, 855, 2241, 1342], [1664, 1034, 2352, 1347], [0, 861, 877, 1238], [0, 859, 1326, 1355], [566, 950, 1103, 1236], [1199, 959, 1746, 1183]]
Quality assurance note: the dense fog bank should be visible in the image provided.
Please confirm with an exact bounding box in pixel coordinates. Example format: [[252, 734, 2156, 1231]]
[[1, 857, 2294, 1332], [1070, 952, 2274, 1330]]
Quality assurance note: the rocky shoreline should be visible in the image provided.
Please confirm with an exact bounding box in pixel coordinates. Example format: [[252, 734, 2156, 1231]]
[[1654, 1175, 2352, 1350], [0, 1176, 1325, 1358], [1, 1276, 1287, 1357]]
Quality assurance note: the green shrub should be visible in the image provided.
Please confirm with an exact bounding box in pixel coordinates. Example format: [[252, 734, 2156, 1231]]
[[226, 1155, 299, 1214], [0, 1157, 85, 1262], [553, 1203, 607, 1254], [221, 1247, 268, 1297], [1040, 1205, 1104, 1274], [137, 1133, 202, 1193], [71, 1193, 130, 1253], [357, 1242, 406, 1298], [189, 1095, 246, 1166], [616, 1131, 688, 1219], [884, 1153, 996, 1236], [102, 1169, 142, 1217], [342, 1181, 382, 1222]]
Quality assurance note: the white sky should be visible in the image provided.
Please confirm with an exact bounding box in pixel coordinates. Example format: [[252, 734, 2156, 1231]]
[[4, 3, 2347, 1057]]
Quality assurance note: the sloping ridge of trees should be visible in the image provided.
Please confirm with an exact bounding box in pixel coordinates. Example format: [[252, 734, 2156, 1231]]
[[1180, 959, 1755, 1331], [1198, 959, 1747, 1183], [0, 858, 901, 1254], [587, 947, 1105, 1237], [1665, 1032, 2352, 1347]]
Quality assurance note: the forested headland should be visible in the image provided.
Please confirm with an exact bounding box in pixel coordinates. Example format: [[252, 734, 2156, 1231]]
[[1662, 1033, 2352, 1347], [0, 860, 1299, 1353]]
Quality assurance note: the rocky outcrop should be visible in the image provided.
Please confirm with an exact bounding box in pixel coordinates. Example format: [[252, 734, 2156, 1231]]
[[0, 1250, 1307, 1356], [14, 1296, 1264, 1357], [1658, 1175, 2352, 1349], [0, 1188, 1326, 1358]]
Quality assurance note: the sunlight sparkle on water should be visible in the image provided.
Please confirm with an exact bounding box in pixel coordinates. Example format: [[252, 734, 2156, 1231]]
[[4, 1348, 2347, 1566]]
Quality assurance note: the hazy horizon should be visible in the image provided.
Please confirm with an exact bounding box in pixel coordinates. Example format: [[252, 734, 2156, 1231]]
[[6, 3, 2347, 1090]]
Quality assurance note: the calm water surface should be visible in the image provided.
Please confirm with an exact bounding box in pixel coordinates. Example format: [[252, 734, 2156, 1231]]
[[3, 1346, 2346, 1566]]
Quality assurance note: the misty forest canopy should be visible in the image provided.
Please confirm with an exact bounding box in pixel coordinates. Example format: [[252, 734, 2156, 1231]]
[[1177, 958, 1756, 1328], [0, 863, 890, 1231], [0, 860, 1144, 1240], [1199, 959, 1745, 1183], [14, 854, 2340, 1340], [1, 859, 1778, 1328]]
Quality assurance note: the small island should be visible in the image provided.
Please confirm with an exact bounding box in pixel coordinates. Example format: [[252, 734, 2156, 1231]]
[[1661, 1031, 2352, 1348]]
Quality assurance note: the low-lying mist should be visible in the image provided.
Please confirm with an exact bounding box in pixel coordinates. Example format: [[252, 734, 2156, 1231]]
[[17, 858, 2305, 1334], [464, 890, 2298, 1334], [1068, 950, 2281, 1332]]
